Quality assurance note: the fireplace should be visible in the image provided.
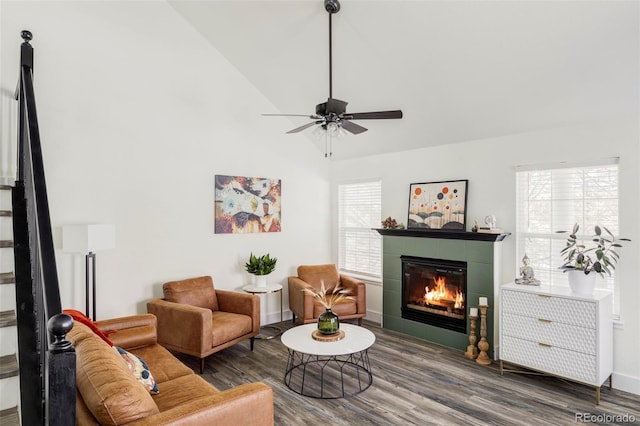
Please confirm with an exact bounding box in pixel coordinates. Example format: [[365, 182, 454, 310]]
[[378, 228, 505, 356], [401, 256, 467, 333]]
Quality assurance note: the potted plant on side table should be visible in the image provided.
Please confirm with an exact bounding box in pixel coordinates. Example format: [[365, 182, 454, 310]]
[[558, 223, 630, 295], [245, 253, 277, 288]]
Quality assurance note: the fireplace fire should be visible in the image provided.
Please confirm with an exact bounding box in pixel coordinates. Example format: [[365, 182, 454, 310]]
[[401, 256, 467, 333]]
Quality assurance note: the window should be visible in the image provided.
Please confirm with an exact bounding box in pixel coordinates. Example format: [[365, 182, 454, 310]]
[[515, 159, 620, 314], [338, 180, 382, 280]]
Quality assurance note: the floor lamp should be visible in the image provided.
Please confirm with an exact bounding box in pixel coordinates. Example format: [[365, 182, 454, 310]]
[[62, 224, 116, 321]]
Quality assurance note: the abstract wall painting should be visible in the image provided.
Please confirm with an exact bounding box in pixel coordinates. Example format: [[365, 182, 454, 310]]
[[407, 180, 468, 230], [215, 175, 282, 234]]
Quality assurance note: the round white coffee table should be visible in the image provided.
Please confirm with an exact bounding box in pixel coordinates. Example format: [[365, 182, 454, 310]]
[[281, 323, 375, 399], [242, 283, 283, 339]]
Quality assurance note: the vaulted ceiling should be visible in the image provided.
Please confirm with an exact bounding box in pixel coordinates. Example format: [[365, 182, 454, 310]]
[[169, 0, 639, 160]]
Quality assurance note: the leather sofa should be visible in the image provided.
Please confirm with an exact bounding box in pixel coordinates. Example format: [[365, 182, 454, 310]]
[[67, 313, 273, 425]]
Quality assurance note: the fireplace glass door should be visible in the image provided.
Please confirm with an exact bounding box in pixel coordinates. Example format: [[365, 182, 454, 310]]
[[401, 256, 467, 333]]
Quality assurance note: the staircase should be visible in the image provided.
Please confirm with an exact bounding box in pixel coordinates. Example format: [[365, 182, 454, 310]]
[[0, 184, 20, 425]]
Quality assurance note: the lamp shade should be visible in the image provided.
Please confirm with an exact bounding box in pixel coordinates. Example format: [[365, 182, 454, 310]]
[[62, 224, 116, 253]]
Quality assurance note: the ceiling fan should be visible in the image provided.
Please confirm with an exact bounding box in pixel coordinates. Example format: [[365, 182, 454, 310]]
[[264, 0, 403, 138]]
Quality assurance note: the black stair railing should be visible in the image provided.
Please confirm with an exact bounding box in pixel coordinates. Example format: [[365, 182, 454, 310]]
[[13, 30, 75, 425]]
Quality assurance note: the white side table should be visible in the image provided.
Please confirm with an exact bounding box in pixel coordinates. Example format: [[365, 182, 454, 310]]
[[242, 283, 283, 339]]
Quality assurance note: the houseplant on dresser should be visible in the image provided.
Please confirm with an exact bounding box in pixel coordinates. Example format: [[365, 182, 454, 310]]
[[245, 252, 277, 287], [558, 223, 630, 295]]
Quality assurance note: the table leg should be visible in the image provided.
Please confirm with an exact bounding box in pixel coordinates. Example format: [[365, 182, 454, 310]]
[[283, 349, 373, 399], [255, 290, 283, 339], [280, 288, 283, 325]]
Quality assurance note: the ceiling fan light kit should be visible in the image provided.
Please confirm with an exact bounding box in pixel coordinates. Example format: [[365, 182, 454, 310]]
[[264, 0, 403, 148]]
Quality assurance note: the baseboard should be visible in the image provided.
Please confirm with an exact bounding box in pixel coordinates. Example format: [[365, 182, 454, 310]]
[[612, 371, 640, 395], [263, 309, 292, 326], [365, 309, 381, 325]]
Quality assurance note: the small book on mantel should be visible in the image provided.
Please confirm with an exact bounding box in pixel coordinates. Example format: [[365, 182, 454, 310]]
[[478, 227, 506, 234]]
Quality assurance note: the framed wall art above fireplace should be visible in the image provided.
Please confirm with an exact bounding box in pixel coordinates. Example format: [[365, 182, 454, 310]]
[[407, 179, 468, 230]]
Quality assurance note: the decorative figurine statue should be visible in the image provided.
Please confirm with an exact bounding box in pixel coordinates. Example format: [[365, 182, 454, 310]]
[[515, 254, 540, 286], [484, 215, 497, 229]]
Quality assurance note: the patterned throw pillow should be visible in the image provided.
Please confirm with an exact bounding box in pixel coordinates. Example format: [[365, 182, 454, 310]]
[[113, 346, 159, 394]]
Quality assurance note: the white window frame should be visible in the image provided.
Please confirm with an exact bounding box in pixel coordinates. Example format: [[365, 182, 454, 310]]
[[337, 179, 382, 281], [515, 158, 621, 316]]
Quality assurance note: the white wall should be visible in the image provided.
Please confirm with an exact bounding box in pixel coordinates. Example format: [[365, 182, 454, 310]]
[[0, 1, 332, 323], [331, 118, 640, 394], [2, 0, 638, 395]]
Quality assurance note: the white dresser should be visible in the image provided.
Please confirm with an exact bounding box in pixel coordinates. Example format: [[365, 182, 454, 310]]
[[499, 283, 613, 404]]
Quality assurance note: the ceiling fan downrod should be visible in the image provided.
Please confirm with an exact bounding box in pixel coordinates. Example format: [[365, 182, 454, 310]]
[[325, 0, 340, 99]]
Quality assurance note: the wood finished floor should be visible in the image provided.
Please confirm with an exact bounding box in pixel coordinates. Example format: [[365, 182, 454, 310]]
[[174, 320, 640, 426]]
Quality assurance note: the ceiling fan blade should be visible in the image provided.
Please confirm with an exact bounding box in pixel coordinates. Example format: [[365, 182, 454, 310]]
[[286, 121, 323, 134], [341, 120, 368, 135], [346, 110, 403, 120], [262, 113, 319, 118]]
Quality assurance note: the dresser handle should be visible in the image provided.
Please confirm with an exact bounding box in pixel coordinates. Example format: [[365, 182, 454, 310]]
[[538, 343, 552, 348], [537, 294, 552, 299], [538, 318, 552, 323]]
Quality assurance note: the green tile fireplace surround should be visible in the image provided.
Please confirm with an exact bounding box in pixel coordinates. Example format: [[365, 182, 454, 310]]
[[377, 229, 508, 358]]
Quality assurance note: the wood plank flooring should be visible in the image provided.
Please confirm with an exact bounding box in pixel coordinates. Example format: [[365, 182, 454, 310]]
[[174, 320, 640, 426]]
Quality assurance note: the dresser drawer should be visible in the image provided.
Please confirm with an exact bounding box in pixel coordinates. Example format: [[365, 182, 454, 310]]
[[501, 312, 596, 355], [500, 335, 597, 385], [502, 289, 596, 328]]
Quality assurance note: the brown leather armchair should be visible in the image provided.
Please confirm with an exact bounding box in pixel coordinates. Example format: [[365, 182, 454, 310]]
[[147, 276, 260, 373], [288, 264, 366, 325]]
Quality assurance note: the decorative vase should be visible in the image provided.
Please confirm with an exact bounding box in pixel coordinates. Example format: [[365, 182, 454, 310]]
[[255, 275, 267, 288], [567, 270, 597, 295], [317, 309, 340, 335]]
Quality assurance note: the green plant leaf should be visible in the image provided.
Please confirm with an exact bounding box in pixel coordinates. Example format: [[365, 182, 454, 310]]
[[559, 223, 629, 276]]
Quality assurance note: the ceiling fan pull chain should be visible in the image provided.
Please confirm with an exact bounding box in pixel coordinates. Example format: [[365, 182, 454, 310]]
[[323, 133, 333, 158], [324, 132, 328, 158], [329, 135, 333, 157]]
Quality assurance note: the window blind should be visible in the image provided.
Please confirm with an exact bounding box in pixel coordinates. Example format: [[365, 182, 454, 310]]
[[338, 180, 382, 280], [515, 161, 620, 315]]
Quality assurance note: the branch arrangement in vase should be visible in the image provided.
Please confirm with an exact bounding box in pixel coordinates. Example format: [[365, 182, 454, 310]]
[[302, 281, 353, 309], [557, 223, 630, 277]]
